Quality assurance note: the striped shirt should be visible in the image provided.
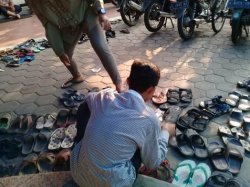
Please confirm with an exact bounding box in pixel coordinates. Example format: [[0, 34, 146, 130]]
[[70, 89, 169, 187]]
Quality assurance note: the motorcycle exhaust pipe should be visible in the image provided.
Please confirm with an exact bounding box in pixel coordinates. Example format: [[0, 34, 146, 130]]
[[128, 1, 142, 11], [158, 11, 175, 18]]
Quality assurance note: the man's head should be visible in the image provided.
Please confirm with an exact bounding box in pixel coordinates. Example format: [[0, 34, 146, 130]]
[[127, 59, 160, 102]]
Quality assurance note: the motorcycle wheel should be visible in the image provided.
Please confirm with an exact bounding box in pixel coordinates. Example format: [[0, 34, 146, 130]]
[[231, 19, 242, 43], [120, 0, 142, 26], [144, 0, 165, 32], [211, 0, 227, 33], [177, 8, 195, 40]]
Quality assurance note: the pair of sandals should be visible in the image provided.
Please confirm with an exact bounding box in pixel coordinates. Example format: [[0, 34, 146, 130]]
[[199, 95, 231, 118], [226, 91, 250, 111], [237, 78, 250, 92], [19, 149, 70, 175], [176, 107, 211, 132], [35, 114, 56, 130], [48, 124, 77, 150], [170, 128, 208, 159], [172, 160, 211, 187], [59, 89, 85, 108], [8, 114, 36, 134]]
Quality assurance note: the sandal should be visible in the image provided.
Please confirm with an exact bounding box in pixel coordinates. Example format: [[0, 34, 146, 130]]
[[237, 78, 250, 89], [48, 128, 65, 150], [105, 29, 116, 38], [179, 88, 192, 104], [225, 91, 241, 107], [0, 113, 12, 131], [167, 89, 180, 105], [54, 109, 69, 128], [61, 124, 77, 149], [238, 95, 250, 112], [243, 115, 250, 133], [54, 149, 71, 171], [61, 77, 83, 89], [22, 134, 35, 155], [152, 92, 167, 105], [43, 113, 56, 129], [33, 133, 50, 153], [206, 171, 233, 187], [228, 108, 243, 128], [18, 153, 38, 175], [35, 115, 46, 130], [37, 152, 56, 173], [176, 128, 194, 157]]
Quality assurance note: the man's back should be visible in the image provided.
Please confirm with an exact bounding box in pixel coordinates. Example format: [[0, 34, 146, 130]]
[[71, 89, 161, 187]]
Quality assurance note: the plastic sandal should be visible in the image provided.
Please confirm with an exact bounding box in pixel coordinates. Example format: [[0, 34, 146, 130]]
[[152, 92, 167, 105], [167, 89, 180, 105], [33, 133, 49, 153], [48, 128, 65, 150], [54, 109, 69, 128], [37, 152, 56, 173], [0, 113, 12, 131], [225, 91, 241, 107], [228, 108, 243, 128], [61, 124, 77, 149], [22, 134, 35, 155], [238, 95, 250, 112], [179, 88, 192, 104], [36, 115, 46, 130], [176, 128, 194, 157], [18, 153, 38, 175], [43, 114, 56, 129]]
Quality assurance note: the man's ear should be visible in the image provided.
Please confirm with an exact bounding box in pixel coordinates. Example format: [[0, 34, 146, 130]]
[[147, 86, 155, 94]]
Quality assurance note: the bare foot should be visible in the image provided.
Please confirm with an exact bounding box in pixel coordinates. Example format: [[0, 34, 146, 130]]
[[16, 14, 21, 19]]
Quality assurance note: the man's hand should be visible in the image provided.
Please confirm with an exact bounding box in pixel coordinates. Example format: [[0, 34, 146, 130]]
[[59, 53, 71, 67], [161, 122, 176, 137], [99, 14, 111, 31]]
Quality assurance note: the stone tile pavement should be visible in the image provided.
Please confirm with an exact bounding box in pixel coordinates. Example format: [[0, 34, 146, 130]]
[[0, 17, 250, 185]]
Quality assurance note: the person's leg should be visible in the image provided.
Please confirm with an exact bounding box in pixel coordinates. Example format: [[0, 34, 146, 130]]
[[14, 5, 22, 14], [0, 7, 9, 17], [74, 101, 91, 144], [131, 149, 142, 175], [86, 24, 122, 90]]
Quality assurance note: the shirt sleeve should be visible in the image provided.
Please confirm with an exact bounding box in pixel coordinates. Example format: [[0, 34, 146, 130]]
[[140, 121, 169, 169]]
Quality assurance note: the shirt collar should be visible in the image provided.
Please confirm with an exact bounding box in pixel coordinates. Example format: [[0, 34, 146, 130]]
[[127, 89, 144, 102]]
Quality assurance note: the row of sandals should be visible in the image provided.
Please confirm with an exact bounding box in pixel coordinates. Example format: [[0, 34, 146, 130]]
[[0, 108, 78, 177]]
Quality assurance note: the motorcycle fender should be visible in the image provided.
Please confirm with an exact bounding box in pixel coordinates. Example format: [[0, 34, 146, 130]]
[[232, 9, 244, 20], [176, 9, 185, 19]]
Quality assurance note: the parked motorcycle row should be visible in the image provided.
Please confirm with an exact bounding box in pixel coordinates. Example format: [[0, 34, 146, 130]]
[[118, 0, 250, 43]]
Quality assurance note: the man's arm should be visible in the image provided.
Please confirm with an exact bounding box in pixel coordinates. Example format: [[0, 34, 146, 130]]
[[0, 0, 9, 7]]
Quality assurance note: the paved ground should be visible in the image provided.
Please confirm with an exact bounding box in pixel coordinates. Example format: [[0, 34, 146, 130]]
[[0, 11, 250, 185]]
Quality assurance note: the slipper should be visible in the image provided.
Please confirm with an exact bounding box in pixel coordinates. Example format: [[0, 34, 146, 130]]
[[43, 113, 56, 129], [0, 113, 12, 131], [239, 139, 250, 153], [203, 102, 231, 118], [186, 163, 211, 187], [176, 128, 194, 157], [22, 134, 35, 155], [176, 107, 198, 130], [199, 95, 223, 108], [35, 115, 46, 130], [186, 129, 208, 159], [54, 149, 71, 171], [164, 105, 182, 123], [226, 138, 244, 175], [18, 153, 38, 175], [179, 88, 192, 104], [54, 109, 70, 128], [231, 127, 245, 138], [225, 91, 241, 107], [208, 141, 228, 171], [20, 114, 36, 134], [120, 28, 130, 34], [67, 108, 77, 125], [48, 128, 65, 150], [33, 133, 49, 153], [37, 152, 56, 173], [63, 97, 79, 108], [167, 89, 180, 105], [61, 77, 83, 89], [61, 89, 85, 102], [206, 171, 233, 187], [152, 92, 167, 105], [237, 79, 250, 89], [229, 108, 243, 128], [172, 160, 196, 186], [8, 115, 25, 133], [61, 124, 77, 149], [243, 115, 250, 133], [189, 111, 210, 132], [238, 95, 250, 112], [218, 126, 233, 137]]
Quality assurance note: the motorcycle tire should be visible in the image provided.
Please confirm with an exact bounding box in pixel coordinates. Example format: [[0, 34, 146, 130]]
[[211, 0, 227, 33], [231, 19, 242, 43], [144, 0, 165, 32], [120, 0, 142, 26], [177, 8, 195, 40]]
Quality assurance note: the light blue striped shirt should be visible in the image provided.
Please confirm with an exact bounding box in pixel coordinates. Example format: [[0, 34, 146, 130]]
[[70, 89, 169, 187]]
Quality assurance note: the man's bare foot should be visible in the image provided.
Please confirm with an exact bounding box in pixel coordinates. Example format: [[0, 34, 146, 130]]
[[61, 75, 84, 89], [16, 14, 21, 19]]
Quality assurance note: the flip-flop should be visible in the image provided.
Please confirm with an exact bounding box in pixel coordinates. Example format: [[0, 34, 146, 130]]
[[18, 153, 38, 175], [167, 89, 180, 105], [179, 88, 192, 104], [163, 105, 182, 123], [208, 141, 228, 171], [176, 107, 198, 130], [35, 115, 46, 130], [228, 108, 243, 128], [205, 171, 233, 187], [43, 113, 56, 129], [176, 128, 194, 157], [67, 108, 77, 125], [152, 92, 167, 105], [238, 95, 250, 112], [54, 109, 70, 128], [199, 95, 223, 108], [22, 134, 35, 155], [33, 133, 49, 153], [186, 163, 211, 187], [8, 115, 25, 133], [48, 128, 65, 150], [226, 138, 244, 175], [61, 124, 77, 149], [0, 113, 12, 131], [186, 129, 208, 159], [189, 111, 210, 132], [54, 149, 71, 171], [20, 114, 36, 134], [37, 152, 56, 173], [172, 160, 196, 187], [61, 77, 83, 89], [225, 91, 241, 107]]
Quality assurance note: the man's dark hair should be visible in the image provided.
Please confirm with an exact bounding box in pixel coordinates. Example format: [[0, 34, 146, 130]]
[[128, 59, 160, 93]]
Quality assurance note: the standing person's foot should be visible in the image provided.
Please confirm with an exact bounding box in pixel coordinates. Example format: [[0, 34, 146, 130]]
[[16, 14, 21, 19], [61, 76, 84, 89]]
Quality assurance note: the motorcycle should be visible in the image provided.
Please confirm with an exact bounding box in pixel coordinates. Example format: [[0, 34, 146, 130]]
[[177, 0, 229, 40], [144, 0, 188, 32], [120, 0, 144, 26], [227, 0, 250, 43]]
